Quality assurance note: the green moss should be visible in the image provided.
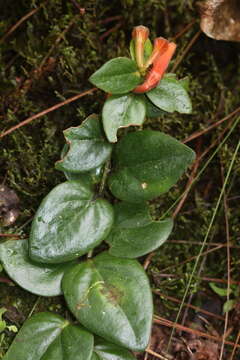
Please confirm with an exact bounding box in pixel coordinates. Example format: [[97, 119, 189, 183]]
[[1, 0, 240, 356]]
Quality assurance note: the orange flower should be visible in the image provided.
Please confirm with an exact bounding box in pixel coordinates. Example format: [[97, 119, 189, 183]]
[[133, 37, 176, 93], [132, 25, 150, 69]]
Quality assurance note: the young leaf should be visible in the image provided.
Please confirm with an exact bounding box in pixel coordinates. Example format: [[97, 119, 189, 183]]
[[0, 239, 76, 296], [209, 282, 232, 297], [146, 75, 192, 114], [62, 252, 153, 351], [89, 58, 141, 94], [129, 38, 153, 63], [223, 299, 236, 313], [102, 94, 146, 143], [108, 130, 195, 203], [2, 312, 94, 360], [29, 181, 114, 264], [92, 338, 136, 360], [106, 202, 173, 258], [55, 114, 112, 173]]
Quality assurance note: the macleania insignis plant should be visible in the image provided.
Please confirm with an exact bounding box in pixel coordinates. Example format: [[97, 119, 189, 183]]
[[0, 25, 195, 360]]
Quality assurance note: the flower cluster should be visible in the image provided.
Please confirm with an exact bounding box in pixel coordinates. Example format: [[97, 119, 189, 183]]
[[132, 25, 176, 93]]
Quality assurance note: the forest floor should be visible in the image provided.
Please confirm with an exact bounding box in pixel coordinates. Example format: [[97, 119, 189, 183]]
[[0, 1, 240, 359]]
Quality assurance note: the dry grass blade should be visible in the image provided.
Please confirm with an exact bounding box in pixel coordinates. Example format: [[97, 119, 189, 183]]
[[166, 134, 240, 350]]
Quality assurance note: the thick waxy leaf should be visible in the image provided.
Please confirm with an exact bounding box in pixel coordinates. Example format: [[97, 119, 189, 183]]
[[89, 58, 141, 94], [106, 202, 173, 258], [145, 97, 166, 118], [55, 114, 112, 173], [62, 252, 153, 351], [3, 312, 94, 360], [0, 239, 76, 296], [146, 76, 192, 114], [91, 338, 136, 360], [60, 144, 103, 188], [29, 181, 114, 264], [102, 94, 146, 142], [108, 130, 195, 203]]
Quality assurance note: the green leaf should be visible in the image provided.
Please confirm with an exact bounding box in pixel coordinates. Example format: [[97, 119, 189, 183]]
[[209, 283, 232, 297], [60, 144, 103, 188], [55, 114, 112, 174], [89, 58, 141, 94], [223, 299, 236, 313], [106, 202, 173, 258], [108, 130, 195, 203], [146, 76, 192, 114], [29, 181, 114, 264], [129, 39, 153, 63], [0, 308, 7, 333], [145, 97, 166, 118], [102, 94, 146, 143], [92, 338, 136, 360], [0, 239, 76, 296], [3, 312, 94, 360], [62, 252, 153, 351]]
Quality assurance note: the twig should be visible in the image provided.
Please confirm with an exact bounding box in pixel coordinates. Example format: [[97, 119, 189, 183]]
[[153, 290, 224, 321], [173, 155, 200, 218], [0, 277, 13, 284], [154, 316, 240, 349], [172, 20, 197, 41], [0, 2, 46, 44], [230, 331, 240, 360], [171, 30, 202, 72], [183, 106, 240, 144], [100, 22, 122, 41], [0, 233, 21, 238], [168, 240, 240, 249], [27, 297, 41, 318], [146, 348, 170, 360], [160, 244, 223, 273], [0, 88, 97, 138]]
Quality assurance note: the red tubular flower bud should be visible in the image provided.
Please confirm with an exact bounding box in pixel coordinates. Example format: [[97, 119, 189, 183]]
[[132, 25, 150, 69], [133, 41, 176, 93]]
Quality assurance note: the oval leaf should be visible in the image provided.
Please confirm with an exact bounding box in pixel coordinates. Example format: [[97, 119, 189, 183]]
[[3, 312, 93, 360], [55, 114, 112, 173], [29, 181, 114, 264], [89, 58, 141, 94], [102, 94, 146, 143], [62, 252, 153, 351], [92, 338, 136, 360], [0, 239, 76, 296], [106, 202, 173, 258], [108, 130, 195, 203], [146, 76, 192, 114]]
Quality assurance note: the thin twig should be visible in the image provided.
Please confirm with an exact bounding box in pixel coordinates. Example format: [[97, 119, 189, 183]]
[[183, 106, 240, 144], [100, 22, 122, 41], [154, 317, 240, 349], [0, 2, 46, 44], [171, 30, 201, 72], [160, 244, 223, 273], [153, 290, 224, 321], [168, 240, 240, 249], [0, 88, 97, 138], [0, 233, 21, 238], [146, 348, 170, 360], [230, 331, 240, 360], [172, 20, 197, 41]]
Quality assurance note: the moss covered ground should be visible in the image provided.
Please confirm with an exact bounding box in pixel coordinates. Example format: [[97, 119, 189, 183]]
[[0, 0, 240, 358]]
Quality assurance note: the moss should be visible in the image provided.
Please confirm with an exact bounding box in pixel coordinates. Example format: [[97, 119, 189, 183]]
[[1, 0, 240, 356]]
